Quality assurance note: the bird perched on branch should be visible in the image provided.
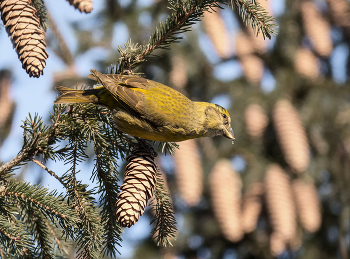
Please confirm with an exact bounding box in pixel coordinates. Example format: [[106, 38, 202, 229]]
[[55, 69, 234, 143]]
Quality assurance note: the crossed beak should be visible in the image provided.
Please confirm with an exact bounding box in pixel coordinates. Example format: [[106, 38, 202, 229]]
[[223, 125, 235, 143]]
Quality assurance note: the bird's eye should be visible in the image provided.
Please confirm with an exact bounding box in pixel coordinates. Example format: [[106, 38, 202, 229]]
[[222, 114, 227, 119]]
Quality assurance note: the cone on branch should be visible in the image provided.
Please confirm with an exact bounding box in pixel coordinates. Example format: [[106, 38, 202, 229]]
[[301, 1, 333, 57], [242, 182, 264, 233], [169, 55, 188, 90], [116, 147, 157, 228], [327, 0, 350, 35], [66, 0, 93, 13], [273, 99, 310, 174], [0, 70, 14, 128], [292, 179, 321, 233], [247, 0, 271, 53], [0, 0, 49, 78], [264, 165, 297, 249], [294, 47, 320, 79], [209, 159, 243, 242], [173, 139, 203, 206], [202, 7, 231, 59], [244, 103, 269, 140], [235, 32, 264, 84]]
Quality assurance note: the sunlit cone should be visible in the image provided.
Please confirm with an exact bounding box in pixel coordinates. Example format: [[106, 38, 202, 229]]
[[236, 32, 264, 84], [198, 137, 218, 160], [170, 55, 188, 89], [301, 1, 333, 57], [265, 165, 297, 243], [116, 147, 157, 228], [236, 31, 253, 56], [292, 179, 321, 233], [327, 0, 350, 29], [209, 159, 243, 242], [244, 103, 269, 139], [66, 0, 93, 13], [0, 70, 14, 128], [0, 0, 48, 78], [202, 7, 231, 59], [242, 182, 264, 233], [240, 55, 264, 84], [270, 232, 286, 256], [294, 47, 320, 79], [273, 99, 310, 174], [173, 139, 203, 206], [247, 0, 271, 53]]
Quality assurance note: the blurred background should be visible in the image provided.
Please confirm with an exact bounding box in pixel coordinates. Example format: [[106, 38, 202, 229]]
[[0, 0, 349, 258]]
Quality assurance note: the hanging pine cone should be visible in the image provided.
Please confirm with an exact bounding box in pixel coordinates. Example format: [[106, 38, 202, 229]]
[[294, 47, 320, 79], [301, 1, 333, 57], [173, 139, 203, 206], [66, 0, 93, 13], [0, 0, 48, 78], [246, 0, 271, 54], [244, 103, 269, 140], [242, 182, 264, 233], [265, 165, 297, 248], [116, 147, 157, 228], [0, 70, 15, 128], [169, 55, 188, 90], [235, 32, 264, 84], [273, 99, 310, 174], [209, 159, 243, 242], [292, 179, 321, 233], [327, 0, 350, 30], [202, 7, 231, 59]]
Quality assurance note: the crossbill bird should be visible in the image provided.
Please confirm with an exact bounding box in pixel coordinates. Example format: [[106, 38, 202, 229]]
[[54, 69, 234, 142]]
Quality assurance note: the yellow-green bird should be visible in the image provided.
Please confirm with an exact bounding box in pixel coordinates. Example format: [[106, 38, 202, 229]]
[[55, 69, 234, 143]]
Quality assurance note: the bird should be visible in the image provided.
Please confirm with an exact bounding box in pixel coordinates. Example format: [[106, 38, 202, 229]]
[[54, 69, 234, 143]]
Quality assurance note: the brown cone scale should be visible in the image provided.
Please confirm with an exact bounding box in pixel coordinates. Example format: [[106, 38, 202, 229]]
[[66, 0, 93, 13], [0, 0, 48, 78], [116, 148, 157, 228], [209, 159, 243, 242]]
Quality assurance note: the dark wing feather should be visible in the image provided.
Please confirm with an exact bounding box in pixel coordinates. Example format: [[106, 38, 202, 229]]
[[89, 69, 148, 115]]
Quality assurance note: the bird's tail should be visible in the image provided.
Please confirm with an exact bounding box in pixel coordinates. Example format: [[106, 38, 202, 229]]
[[54, 86, 101, 105]]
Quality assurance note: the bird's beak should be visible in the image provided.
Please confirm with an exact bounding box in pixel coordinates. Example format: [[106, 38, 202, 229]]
[[223, 125, 235, 143]]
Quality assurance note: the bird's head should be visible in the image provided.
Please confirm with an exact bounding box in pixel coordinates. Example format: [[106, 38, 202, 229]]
[[200, 103, 234, 142]]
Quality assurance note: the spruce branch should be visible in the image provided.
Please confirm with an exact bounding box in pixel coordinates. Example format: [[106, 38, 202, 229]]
[[116, 0, 277, 73], [232, 0, 277, 39], [151, 171, 177, 247]]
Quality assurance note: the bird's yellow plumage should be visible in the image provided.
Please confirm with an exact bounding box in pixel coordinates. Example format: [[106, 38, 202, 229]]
[[54, 69, 234, 142]]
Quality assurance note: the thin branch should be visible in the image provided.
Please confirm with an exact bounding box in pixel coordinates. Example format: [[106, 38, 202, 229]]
[[31, 159, 68, 189]]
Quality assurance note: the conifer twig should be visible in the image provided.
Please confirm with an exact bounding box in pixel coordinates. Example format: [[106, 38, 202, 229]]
[[31, 159, 68, 189]]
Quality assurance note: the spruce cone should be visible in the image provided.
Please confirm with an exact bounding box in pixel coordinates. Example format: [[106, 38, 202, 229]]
[[66, 0, 93, 13], [327, 0, 350, 30], [0, 70, 14, 128], [173, 139, 203, 206], [301, 1, 332, 57], [292, 179, 321, 233], [247, 0, 271, 53], [202, 8, 231, 59], [209, 159, 243, 242], [270, 232, 286, 256], [170, 55, 188, 89], [273, 99, 310, 174], [116, 148, 157, 228], [235, 32, 264, 84], [265, 165, 296, 245], [242, 182, 264, 233], [244, 103, 269, 139], [0, 0, 48, 78], [294, 47, 320, 79]]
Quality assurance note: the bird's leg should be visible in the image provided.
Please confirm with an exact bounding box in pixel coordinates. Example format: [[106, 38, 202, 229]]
[[134, 137, 158, 158]]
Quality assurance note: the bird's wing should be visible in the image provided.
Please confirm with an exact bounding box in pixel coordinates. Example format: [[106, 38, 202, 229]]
[[88, 69, 148, 115]]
